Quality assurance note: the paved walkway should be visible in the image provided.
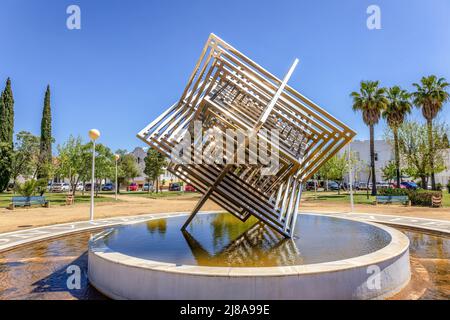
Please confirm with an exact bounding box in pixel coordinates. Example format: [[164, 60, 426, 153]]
[[0, 211, 196, 253], [322, 212, 450, 235], [0, 211, 449, 253]]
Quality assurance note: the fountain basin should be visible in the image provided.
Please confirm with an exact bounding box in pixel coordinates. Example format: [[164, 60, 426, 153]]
[[88, 213, 410, 300]]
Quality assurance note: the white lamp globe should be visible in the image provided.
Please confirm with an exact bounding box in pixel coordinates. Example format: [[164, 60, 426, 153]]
[[89, 129, 100, 140]]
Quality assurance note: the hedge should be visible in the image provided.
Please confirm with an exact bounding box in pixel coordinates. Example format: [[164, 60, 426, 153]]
[[378, 188, 442, 206]]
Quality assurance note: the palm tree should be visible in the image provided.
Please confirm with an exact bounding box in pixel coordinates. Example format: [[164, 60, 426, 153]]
[[382, 86, 412, 188], [351, 81, 388, 196], [412, 76, 450, 190]]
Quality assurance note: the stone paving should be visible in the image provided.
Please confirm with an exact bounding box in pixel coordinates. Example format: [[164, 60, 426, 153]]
[[323, 212, 450, 235], [0, 211, 449, 253]]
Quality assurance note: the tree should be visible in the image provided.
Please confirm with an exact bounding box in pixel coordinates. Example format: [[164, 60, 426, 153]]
[[0, 78, 14, 192], [116, 152, 139, 192], [381, 160, 398, 184], [382, 86, 412, 188], [317, 158, 333, 190], [144, 149, 167, 193], [37, 85, 53, 180], [89, 142, 115, 196], [442, 133, 450, 148], [412, 76, 450, 190], [56, 136, 88, 195], [57, 137, 115, 196], [322, 151, 357, 194], [351, 80, 388, 196], [11, 131, 40, 185], [15, 179, 41, 197], [397, 121, 447, 188]]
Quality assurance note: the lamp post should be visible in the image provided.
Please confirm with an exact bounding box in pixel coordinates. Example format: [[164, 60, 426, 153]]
[[114, 154, 120, 200], [348, 142, 354, 212], [89, 129, 100, 221]]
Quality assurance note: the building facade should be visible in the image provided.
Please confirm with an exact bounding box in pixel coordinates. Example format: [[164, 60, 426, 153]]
[[342, 140, 450, 186]]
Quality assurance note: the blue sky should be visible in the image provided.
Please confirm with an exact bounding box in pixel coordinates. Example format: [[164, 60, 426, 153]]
[[0, 0, 449, 152]]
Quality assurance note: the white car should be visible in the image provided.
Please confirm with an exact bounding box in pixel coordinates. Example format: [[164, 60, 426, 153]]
[[50, 183, 64, 192], [50, 183, 70, 192]]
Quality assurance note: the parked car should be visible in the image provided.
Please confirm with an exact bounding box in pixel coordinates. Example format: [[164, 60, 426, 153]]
[[85, 183, 100, 192], [75, 183, 84, 191], [355, 182, 368, 190], [184, 184, 196, 192], [143, 183, 154, 192], [305, 181, 316, 191], [327, 181, 340, 191], [127, 182, 139, 192], [391, 181, 418, 190], [50, 183, 64, 192], [377, 182, 391, 189], [101, 183, 115, 191], [401, 181, 418, 190], [169, 183, 181, 191]]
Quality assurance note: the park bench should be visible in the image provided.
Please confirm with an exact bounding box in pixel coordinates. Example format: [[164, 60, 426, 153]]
[[9, 196, 49, 210], [375, 195, 410, 206]]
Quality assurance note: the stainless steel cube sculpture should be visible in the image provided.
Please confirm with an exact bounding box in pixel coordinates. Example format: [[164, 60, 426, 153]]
[[138, 34, 356, 238]]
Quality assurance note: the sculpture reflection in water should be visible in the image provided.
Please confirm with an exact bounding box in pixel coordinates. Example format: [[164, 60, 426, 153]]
[[181, 216, 301, 267]]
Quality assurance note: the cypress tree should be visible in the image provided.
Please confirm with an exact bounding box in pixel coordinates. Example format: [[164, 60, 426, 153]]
[[37, 85, 52, 180], [0, 78, 14, 191]]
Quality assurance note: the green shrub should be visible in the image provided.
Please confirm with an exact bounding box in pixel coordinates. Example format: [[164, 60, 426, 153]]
[[15, 180, 38, 197], [378, 188, 441, 206], [378, 188, 409, 196], [407, 190, 442, 206]]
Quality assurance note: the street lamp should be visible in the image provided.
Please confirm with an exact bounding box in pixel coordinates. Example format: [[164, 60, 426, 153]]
[[114, 154, 120, 200], [89, 129, 100, 221], [347, 142, 354, 212]]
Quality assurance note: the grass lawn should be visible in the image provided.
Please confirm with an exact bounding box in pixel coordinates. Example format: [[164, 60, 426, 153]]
[[0, 192, 118, 208], [303, 190, 450, 207], [303, 191, 375, 204]]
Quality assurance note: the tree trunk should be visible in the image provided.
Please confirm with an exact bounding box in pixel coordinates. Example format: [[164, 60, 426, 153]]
[[393, 127, 401, 188], [369, 124, 377, 196], [421, 175, 427, 189], [72, 177, 79, 196], [427, 119, 436, 190]]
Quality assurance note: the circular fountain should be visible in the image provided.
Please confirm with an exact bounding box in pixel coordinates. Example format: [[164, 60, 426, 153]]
[[88, 212, 410, 300]]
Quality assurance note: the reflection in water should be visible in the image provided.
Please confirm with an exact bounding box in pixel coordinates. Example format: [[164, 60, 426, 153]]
[[0, 233, 104, 300], [0, 215, 448, 300], [94, 213, 391, 266], [146, 219, 167, 236], [182, 221, 301, 267]]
